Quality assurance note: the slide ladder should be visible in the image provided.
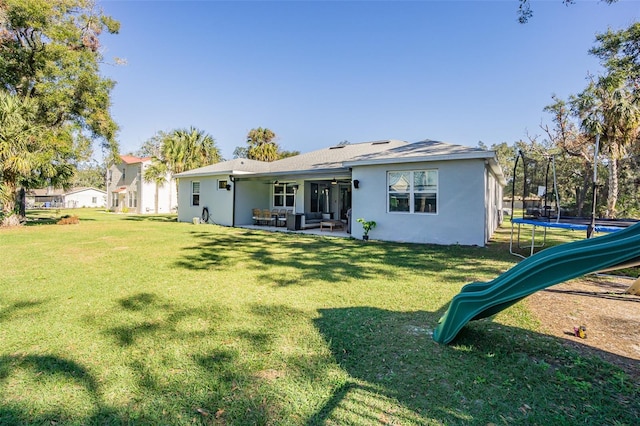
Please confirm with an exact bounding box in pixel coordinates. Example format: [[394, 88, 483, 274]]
[[433, 222, 640, 344]]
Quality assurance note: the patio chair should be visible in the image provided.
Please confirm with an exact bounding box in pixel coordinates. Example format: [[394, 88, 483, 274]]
[[252, 208, 262, 225], [277, 209, 288, 227], [262, 209, 275, 226]]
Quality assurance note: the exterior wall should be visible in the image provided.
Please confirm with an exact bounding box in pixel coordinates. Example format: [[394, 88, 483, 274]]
[[484, 166, 504, 242], [177, 175, 237, 225], [107, 162, 141, 212], [351, 159, 488, 246], [65, 189, 106, 208], [234, 180, 272, 225], [177, 176, 302, 226], [107, 161, 176, 214]]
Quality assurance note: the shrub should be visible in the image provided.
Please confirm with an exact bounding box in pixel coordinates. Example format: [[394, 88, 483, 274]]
[[57, 215, 80, 225]]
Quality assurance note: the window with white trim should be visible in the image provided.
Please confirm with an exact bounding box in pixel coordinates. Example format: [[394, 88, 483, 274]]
[[388, 170, 437, 214], [217, 179, 228, 190], [274, 183, 295, 207], [191, 181, 200, 206]]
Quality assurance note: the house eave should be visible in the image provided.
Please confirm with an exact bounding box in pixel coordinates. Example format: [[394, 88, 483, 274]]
[[343, 151, 495, 167], [175, 169, 257, 179]]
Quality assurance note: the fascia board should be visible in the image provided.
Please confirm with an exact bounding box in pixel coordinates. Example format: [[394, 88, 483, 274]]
[[343, 151, 494, 167]]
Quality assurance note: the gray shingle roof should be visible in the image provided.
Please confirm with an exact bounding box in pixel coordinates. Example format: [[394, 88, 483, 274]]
[[174, 158, 271, 178], [175, 139, 408, 177], [344, 139, 494, 166], [175, 138, 503, 182]]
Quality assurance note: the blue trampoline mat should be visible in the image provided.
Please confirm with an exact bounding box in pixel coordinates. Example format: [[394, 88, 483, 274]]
[[511, 218, 635, 233]]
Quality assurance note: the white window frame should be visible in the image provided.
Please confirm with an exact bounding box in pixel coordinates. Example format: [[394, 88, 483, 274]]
[[387, 170, 438, 214], [191, 181, 200, 206], [217, 179, 228, 190], [273, 183, 295, 207]]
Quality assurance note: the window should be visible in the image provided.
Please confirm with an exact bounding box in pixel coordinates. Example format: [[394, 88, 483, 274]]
[[92, 197, 97, 204], [274, 183, 295, 207], [388, 170, 437, 214], [217, 179, 228, 190], [191, 181, 200, 206]]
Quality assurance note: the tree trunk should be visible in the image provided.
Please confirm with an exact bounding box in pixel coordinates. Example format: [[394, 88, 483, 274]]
[[154, 187, 159, 214], [576, 161, 592, 217], [0, 181, 22, 227], [607, 157, 618, 218], [18, 187, 26, 217], [1, 180, 17, 222]]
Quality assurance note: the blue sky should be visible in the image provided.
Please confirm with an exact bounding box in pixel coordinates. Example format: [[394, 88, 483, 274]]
[[98, 0, 640, 160]]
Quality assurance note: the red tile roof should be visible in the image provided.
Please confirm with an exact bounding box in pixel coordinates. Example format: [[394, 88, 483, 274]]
[[120, 155, 151, 164]]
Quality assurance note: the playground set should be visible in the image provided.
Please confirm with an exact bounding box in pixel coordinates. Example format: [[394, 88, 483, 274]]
[[434, 138, 640, 344]]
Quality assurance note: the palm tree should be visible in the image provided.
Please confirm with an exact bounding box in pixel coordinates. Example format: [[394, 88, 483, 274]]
[[161, 127, 221, 175], [143, 160, 168, 214], [572, 77, 640, 217], [246, 127, 279, 162], [0, 92, 43, 226]]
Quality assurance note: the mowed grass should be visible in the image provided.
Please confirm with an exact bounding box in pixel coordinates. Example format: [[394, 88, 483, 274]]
[[0, 209, 637, 425]]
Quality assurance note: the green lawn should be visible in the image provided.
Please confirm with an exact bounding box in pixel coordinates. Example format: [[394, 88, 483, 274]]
[[0, 209, 637, 425]]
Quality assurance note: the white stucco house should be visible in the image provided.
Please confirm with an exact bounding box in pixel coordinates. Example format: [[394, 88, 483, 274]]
[[26, 187, 106, 208], [174, 139, 506, 246], [63, 187, 107, 208], [107, 155, 177, 214]]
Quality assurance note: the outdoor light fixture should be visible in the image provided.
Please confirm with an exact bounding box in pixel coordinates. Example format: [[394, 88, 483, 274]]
[[274, 180, 279, 185], [331, 178, 337, 185], [226, 184, 231, 191], [353, 179, 360, 189]]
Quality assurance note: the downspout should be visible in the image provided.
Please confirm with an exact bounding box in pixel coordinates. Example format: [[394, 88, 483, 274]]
[[230, 175, 236, 227]]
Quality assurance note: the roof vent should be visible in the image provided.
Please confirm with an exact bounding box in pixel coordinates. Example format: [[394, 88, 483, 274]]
[[329, 145, 345, 149], [371, 141, 390, 145]]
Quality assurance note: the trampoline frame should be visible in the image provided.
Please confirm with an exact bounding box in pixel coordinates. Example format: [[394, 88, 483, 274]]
[[509, 218, 628, 258]]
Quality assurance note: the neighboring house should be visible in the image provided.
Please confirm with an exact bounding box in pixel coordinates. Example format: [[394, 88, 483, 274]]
[[174, 139, 506, 246], [106, 155, 177, 214], [64, 187, 106, 208], [26, 187, 106, 208], [26, 188, 65, 208]]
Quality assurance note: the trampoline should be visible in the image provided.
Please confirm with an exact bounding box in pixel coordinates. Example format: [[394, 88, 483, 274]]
[[510, 217, 639, 258], [508, 145, 640, 258]]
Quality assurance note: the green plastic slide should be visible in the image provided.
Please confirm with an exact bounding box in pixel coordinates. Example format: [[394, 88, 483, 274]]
[[432, 222, 640, 344]]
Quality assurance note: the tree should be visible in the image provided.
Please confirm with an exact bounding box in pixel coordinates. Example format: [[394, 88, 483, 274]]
[[0, 92, 41, 225], [232, 145, 248, 159], [161, 127, 221, 175], [277, 149, 300, 159], [571, 79, 640, 217], [590, 22, 640, 87], [136, 130, 168, 158], [543, 95, 595, 216], [246, 127, 279, 162], [0, 0, 120, 224], [233, 127, 298, 161], [71, 160, 106, 189], [143, 160, 168, 214], [517, 0, 618, 24]]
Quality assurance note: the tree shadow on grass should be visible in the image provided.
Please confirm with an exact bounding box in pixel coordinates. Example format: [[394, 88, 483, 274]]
[[0, 354, 102, 424], [175, 228, 514, 287], [123, 215, 177, 222], [0, 299, 48, 322], [310, 306, 640, 425]]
